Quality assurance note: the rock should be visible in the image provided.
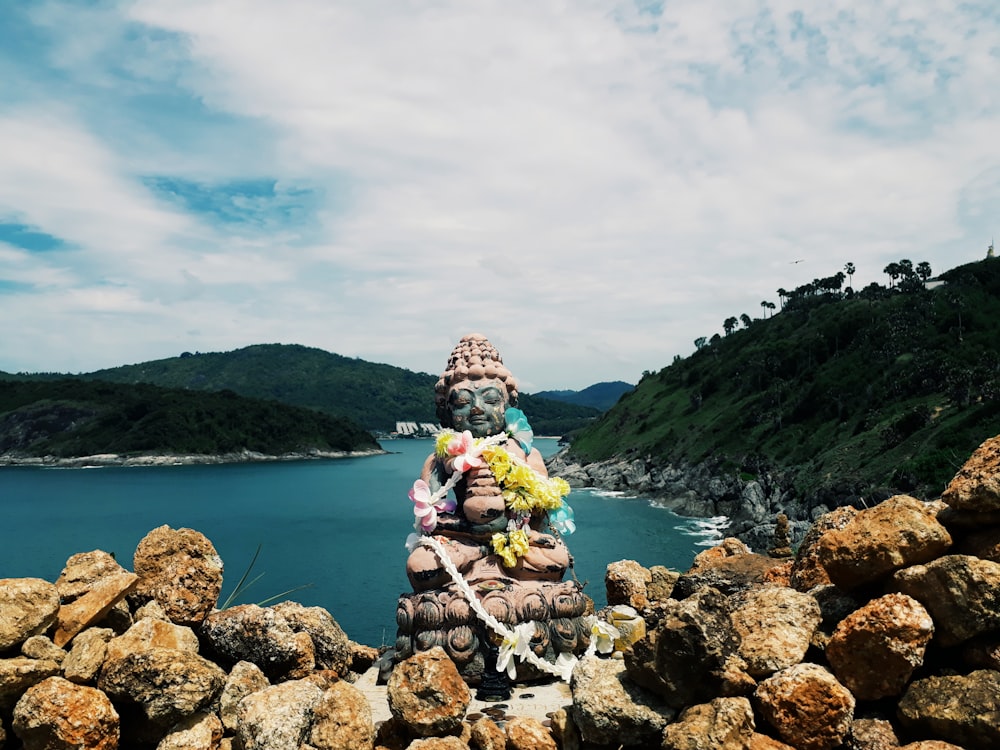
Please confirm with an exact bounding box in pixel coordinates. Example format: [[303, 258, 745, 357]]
[[608, 605, 646, 652], [789, 507, 857, 592], [54, 550, 129, 601], [899, 742, 967, 750], [754, 663, 855, 750], [62, 627, 114, 683], [674, 546, 784, 599], [200, 604, 316, 680], [626, 587, 753, 708], [469, 716, 506, 750], [730, 585, 821, 678], [661, 696, 756, 750], [386, 646, 470, 737], [955, 526, 1000, 562], [825, 593, 934, 700], [571, 655, 674, 746], [235, 679, 324, 750], [20, 636, 65, 664], [808, 584, 863, 649], [0, 578, 61, 651], [155, 711, 223, 750], [131, 525, 224, 626], [98, 648, 226, 728], [845, 716, 899, 749], [605, 560, 651, 609], [647, 565, 679, 601], [816, 495, 952, 590], [0, 658, 61, 711], [898, 669, 1000, 750], [11, 676, 119, 750], [220, 660, 269, 732], [504, 716, 557, 750], [962, 635, 1000, 670], [748, 734, 796, 749], [941, 434, 1000, 511], [405, 738, 468, 750], [307, 680, 375, 750], [272, 601, 352, 676], [52, 571, 139, 647], [889, 554, 1000, 645]]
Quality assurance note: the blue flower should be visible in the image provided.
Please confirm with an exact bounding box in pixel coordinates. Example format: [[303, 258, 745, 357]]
[[504, 407, 534, 454], [550, 502, 576, 535]]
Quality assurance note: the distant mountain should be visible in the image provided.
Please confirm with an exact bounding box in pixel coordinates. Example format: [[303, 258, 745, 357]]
[[2, 343, 600, 435], [534, 381, 635, 412]]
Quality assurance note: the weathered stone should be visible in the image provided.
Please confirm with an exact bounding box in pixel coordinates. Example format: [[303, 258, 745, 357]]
[[754, 663, 855, 750], [674, 551, 785, 599], [647, 565, 679, 601], [135, 599, 171, 622], [962, 635, 1000, 670], [607, 605, 646, 652], [55, 550, 128, 601], [816, 495, 952, 590], [941, 434, 1000, 512], [845, 717, 899, 750], [98, 647, 225, 726], [132, 525, 224, 626], [748, 734, 796, 749], [789, 506, 857, 592], [762, 560, 792, 586], [155, 710, 223, 750], [53, 571, 139, 647], [571, 655, 674, 746], [898, 742, 966, 750], [220, 660, 269, 732], [387, 646, 470, 737], [272, 600, 352, 676], [62, 627, 114, 683], [200, 604, 316, 680], [12, 676, 119, 750], [826, 593, 934, 700], [955, 526, 1000, 562], [405, 738, 468, 750], [730, 585, 821, 678], [693, 537, 753, 565], [889, 554, 1000, 645], [0, 657, 61, 711], [469, 716, 506, 750], [307, 680, 375, 750], [605, 559, 651, 609], [661, 696, 756, 750], [547, 707, 581, 750], [106, 617, 201, 661], [20, 636, 65, 664], [505, 715, 557, 750], [898, 669, 1000, 750], [0, 578, 60, 651], [626, 587, 753, 708], [808, 584, 863, 650], [235, 679, 324, 750]]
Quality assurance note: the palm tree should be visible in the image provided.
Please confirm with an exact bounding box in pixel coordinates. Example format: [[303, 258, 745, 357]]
[[844, 262, 855, 289], [723, 316, 738, 336], [741, 313, 753, 329], [884, 262, 901, 288], [776, 288, 788, 309], [916, 261, 932, 282]]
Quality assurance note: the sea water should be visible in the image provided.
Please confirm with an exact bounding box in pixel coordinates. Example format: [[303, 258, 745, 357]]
[[0, 438, 723, 646]]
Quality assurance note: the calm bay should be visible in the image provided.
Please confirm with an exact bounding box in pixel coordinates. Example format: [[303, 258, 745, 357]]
[[0, 438, 722, 646]]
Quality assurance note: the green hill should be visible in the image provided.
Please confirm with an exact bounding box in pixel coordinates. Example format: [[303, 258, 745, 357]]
[[535, 381, 634, 412], [0, 379, 379, 458], [567, 257, 1000, 502], [2, 343, 600, 435]]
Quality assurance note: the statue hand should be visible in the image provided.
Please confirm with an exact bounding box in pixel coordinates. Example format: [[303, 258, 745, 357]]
[[528, 530, 557, 549]]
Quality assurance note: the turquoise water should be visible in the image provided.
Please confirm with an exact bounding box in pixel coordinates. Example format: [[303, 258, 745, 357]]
[[0, 439, 719, 646]]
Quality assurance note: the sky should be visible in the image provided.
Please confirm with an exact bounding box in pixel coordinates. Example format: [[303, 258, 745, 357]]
[[1, 1, 998, 392]]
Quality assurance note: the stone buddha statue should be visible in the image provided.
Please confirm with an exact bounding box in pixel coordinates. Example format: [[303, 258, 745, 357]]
[[394, 333, 591, 683]]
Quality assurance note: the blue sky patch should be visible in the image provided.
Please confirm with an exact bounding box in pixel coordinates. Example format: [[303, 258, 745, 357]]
[[0, 222, 66, 252]]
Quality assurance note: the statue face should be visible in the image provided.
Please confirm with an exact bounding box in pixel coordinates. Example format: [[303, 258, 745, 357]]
[[448, 381, 507, 438]]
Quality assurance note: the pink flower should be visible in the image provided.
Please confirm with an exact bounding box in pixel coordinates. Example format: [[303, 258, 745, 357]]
[[409, 479, 456, 533], [446, 430, 483, 473]]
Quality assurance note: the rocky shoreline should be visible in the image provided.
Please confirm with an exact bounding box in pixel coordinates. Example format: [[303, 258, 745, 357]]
[[2, 435, 1000, 748], [0, 448, 386, 469]]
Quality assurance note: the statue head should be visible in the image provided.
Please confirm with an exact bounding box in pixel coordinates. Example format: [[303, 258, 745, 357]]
[[435, 333, 519, 437]]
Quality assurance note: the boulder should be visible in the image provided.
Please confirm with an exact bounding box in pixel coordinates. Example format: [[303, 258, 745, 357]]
[[730, 585, 821, 678], [235, 678, 324, 750], [605, 560, 651, 609], [789, 506, 857, 592], [470, 716, 506, 750], [889, 555, 1000, 645], [571, 654, 674, 746], [0, 578, 60, 651], [647, 565, 679, 601], [898, 670, 1000, 750], [272, 601, 352, 676], [405, 738, 469, 750], [62, 627, 114, 684], [386, 646, 470, 737], [106, 617, 200, 661], [155, 711, 223, 750], [504, 716, 557, 750], [220, 660, 269, 732], [52, 571, 139, 647], [0, 657, 61, 711], [941, 434, 1000, 512], [661, 696, 756, 750], [754, 663, 855, 750], [54, 550, 129, 601], [845, 716, 899, 749], [825, 593, 934, 700], [816, 495, 952, 590], [131, 525, 224, 626], [674, 542, 784, 599], [12, 676, 119, 750], [20, 636, 65, 664], [955, 526, 1000, 562], [307, 680, 375, 750], [200, 604, 316, 680]]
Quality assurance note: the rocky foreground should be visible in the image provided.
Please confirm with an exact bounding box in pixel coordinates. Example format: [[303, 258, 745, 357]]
[[3, 436, 1000, 749]]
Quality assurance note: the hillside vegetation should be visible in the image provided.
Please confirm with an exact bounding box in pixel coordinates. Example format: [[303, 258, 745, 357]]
[[0, 379, 379, 458], [568, 257, 1000, 501], [535, 381, 634, 411]]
